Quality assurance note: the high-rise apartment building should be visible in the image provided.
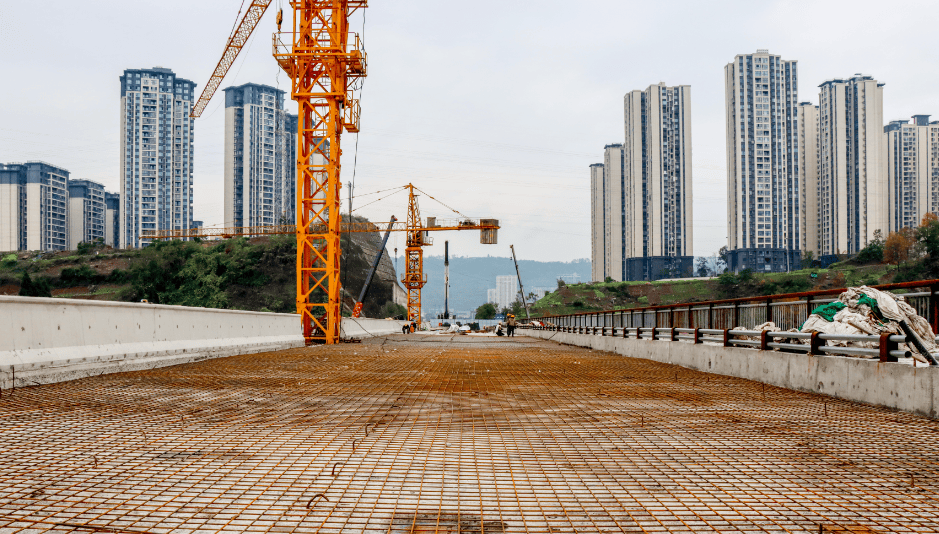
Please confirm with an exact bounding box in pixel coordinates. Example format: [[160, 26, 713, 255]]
[[797, 103, 820, 256], [105, 192, 120, 248], [602, 144, 624, 280], [818, 75, 886, 254], [67, 179, 106, 249], [589, 162, 605, 281], [725, 50, 801, 272], [487, 288, 497, 306], [495, 275, 518, 310], [623, 83, 693, 280], [223, 83, 298, 227], [120, 67, 196, 248], [0, 161, 70, 252], [884, 115, 939, 232]]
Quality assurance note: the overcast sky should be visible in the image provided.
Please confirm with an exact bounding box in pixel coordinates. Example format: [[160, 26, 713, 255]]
[[2, 0, 939, 262]]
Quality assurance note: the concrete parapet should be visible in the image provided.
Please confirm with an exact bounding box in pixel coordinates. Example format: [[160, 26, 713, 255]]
[[341, 317, 411, 339], [523, 329, 938, 419], [0, 295, 305, 388]]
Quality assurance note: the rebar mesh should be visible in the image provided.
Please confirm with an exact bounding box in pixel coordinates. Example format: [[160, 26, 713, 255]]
[[0, 334, 937, 532]]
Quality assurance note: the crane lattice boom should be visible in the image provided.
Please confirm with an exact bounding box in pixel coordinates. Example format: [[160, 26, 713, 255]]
[[191, 0, 273, 118]]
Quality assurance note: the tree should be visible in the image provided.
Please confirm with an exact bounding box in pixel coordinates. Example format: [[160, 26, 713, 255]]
[[18, 271, 52, 298], [884, 229, 917, 266], [694, 257, 709, 277], [718, 246, 729, 272], [475, 302, 496, 319], [801, 250, 815, 270], [556, 278, 566, 289], [855, 231, 884, 264]]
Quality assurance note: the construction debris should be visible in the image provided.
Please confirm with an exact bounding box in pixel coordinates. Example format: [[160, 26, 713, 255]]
[[800, 286, 937, 364]]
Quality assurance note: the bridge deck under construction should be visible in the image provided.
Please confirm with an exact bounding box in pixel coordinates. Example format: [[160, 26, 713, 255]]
[[1, 335, 937, 533]]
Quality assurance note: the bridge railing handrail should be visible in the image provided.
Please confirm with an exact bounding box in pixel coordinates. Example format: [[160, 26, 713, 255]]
[[522, 323, 926, 363], [528, 279, 939, 339]]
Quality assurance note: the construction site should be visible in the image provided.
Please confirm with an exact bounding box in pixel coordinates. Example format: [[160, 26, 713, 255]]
[[2, 0, 939, 532]]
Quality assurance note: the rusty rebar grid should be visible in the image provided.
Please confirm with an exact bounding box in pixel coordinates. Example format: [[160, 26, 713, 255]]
[[0, 335, 937, 532]]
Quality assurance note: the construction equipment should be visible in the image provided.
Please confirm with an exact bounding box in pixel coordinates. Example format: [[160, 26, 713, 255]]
[[187, 0, 367, 344], [352, 216, 396, 318], [510, 244, 531, 320], [142, 184, 499, 327], [190, 0, 274, 119], [443, 241, 450, 320]]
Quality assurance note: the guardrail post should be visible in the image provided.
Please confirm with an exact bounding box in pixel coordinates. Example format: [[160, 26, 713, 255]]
[[636, 326, 641, 340], [693, 328, 701, 344], [671, 328, 678, 342], [651, 327, 658, 341], [879, 333, 898, 363], [623, 325, 628, 339], [760, 330, 769, 351], [931, 284, 939, 335], [723, 329, 731, 347]]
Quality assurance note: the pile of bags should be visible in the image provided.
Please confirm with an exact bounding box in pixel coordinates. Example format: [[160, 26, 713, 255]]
[[799, 286, 937, 364], [729, 286, 936, 364]]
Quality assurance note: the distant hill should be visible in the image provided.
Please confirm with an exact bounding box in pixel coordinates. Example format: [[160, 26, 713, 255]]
[[407, 255, 591, 317]]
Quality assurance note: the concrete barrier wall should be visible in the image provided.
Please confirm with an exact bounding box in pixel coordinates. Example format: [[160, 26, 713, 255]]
[[341, 317, 410, 339], [523, 329, 939, 419], [0, 295, 305, 388]]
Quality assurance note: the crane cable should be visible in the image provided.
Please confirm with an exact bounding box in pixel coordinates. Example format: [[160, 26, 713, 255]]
[[351, 186, 407, 214], [413, 186, 468, 218]]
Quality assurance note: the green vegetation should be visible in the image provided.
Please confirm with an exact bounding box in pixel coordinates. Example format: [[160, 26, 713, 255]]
[[380, 301, 408, 320], [475, 302, 496, 319], [1, 223, 401, 316], [18, 272, 52, 297]]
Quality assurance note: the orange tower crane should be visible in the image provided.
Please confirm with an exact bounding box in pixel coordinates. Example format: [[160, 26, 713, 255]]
[[188, 0, 366, 344], [142, 184, 499, 326]]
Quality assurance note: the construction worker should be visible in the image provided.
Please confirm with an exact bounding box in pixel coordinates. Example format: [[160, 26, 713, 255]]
[[506, 314, 517, 337]]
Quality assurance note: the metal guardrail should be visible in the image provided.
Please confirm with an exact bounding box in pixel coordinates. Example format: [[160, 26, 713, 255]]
[[533, 280, 939, 333], [523, 324, 921, 363], [526, 279, 939, 364]]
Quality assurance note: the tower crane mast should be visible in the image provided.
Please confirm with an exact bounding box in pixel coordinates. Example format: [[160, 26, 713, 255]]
[[143, 183, 500, 328]]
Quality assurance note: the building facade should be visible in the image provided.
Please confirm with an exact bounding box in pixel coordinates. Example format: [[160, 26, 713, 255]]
[[494, 275, 518, 310], [884, 115, 939, 233], [817, 75, 886, 254], [120, 67, 196, 248], [797, 102, 820, 256], [67, 180, 106, 249], [602, 144, 624, 280], [589, 163, 605, 281], [623, 83, 694, 280], [223, 83, 298, 228], [0, 162, 70, 252], [105, 192, 120, 248], [725, 50, 802, 272]]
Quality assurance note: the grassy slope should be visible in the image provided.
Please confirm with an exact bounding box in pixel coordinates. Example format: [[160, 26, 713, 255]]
[[531, 263, 898, 317]]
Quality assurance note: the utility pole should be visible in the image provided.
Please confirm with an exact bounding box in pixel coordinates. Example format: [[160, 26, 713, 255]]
[[510, 244, 530, 320], [443, 241, 450, 320]]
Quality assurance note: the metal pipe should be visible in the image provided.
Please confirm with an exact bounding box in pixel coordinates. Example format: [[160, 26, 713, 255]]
[[897, 320, 939, 365]]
